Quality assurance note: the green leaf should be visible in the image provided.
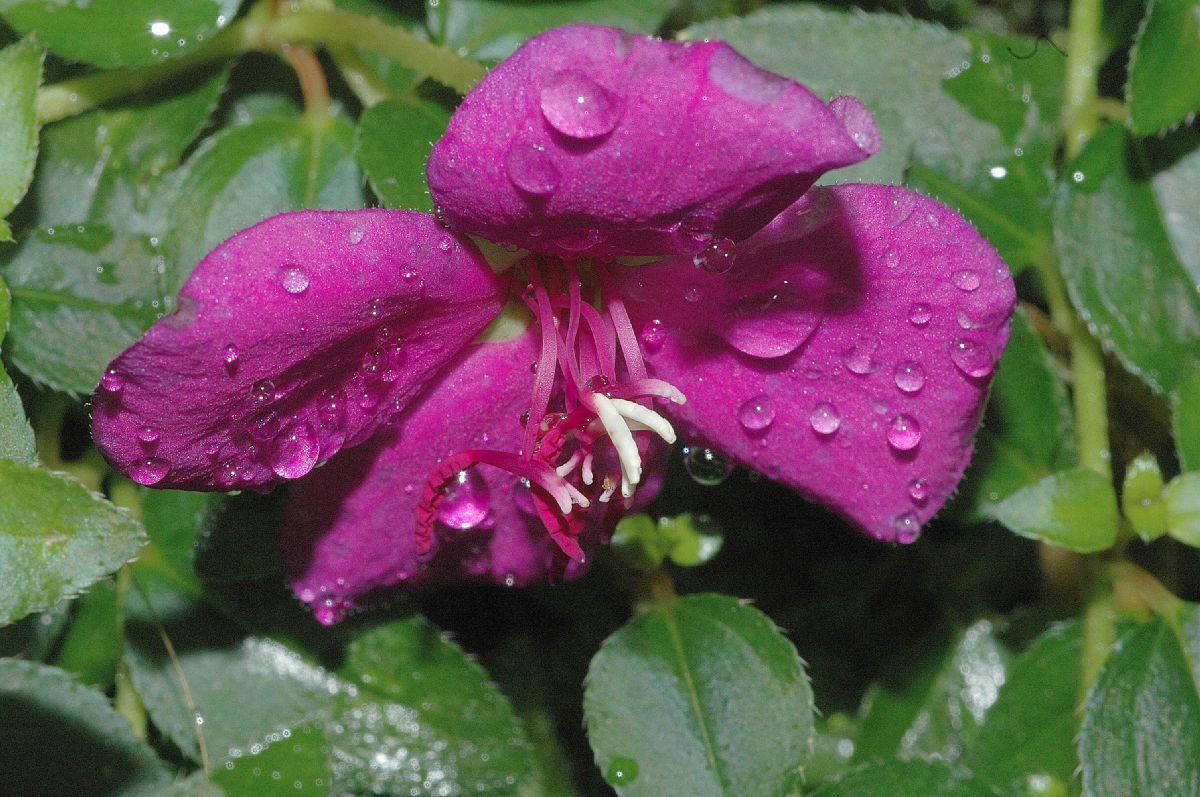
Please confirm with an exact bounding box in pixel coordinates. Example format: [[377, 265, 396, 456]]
[[429, 0, 675, 60], [130, 615, 534, 794], [1055, 124, 1200, 395], [51, 577, 121, 687], [1175, 365, 1200, 471], [164, 116, 363, 294], [811, 759, 1001, 797], [35, 70, 227, 234], [908, 31, 1063, 272], [688, 7, 1008, 186], [130, 489, 213, 616], [0, 0, 240, 68], [1165, 471, 1200, 547], [355, 99, 448, 213], [854, 620, 1008, 763], [0, 459, 146, 625], [0, 659, 168, 793], [1122, 452, 1167, 541], [1127, 0, 1200, 135], [611, 512, 724, 570], [1079, 617, 1200, 797], [584, 593, 813, 796], [963, 621, 1082, 794], [0, 274, 36, 465], [988, 468, 1119, 552], [329, 618, 534, 795], [1151, 129, 1200, 291], [3, 224, 165, 394], [0, 37, 41, 241], [956, 308, 1075, 520]]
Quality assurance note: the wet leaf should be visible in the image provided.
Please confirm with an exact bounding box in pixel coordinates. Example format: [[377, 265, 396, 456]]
[[811, 759, 1001, 797], [355, 99, 448, 213], [0, 37, 41, 242], [1127, 0, 1200, 134], [0, 459, 146, 625], [584, 593, 813, 796], [988, 468, 1119, 552]]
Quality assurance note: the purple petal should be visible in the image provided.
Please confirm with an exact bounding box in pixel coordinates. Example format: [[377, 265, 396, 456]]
[[428, 25, 876, 259], [92, 210, 505, 490], [615, 185, 1016, 541], [281, 330, 635, 620]]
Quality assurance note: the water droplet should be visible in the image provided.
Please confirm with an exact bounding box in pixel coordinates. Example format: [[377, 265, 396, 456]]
[[137, 426, 159, 443], [222, 344, 240, 365], [640, 319, 666, 353], [707, 46, 788, 104], [843, 336, 881, 375], [130, 457, 170, 485], [892, 511, 920, 543], [505, 142, 560, 195], [683, 447, 732, 486], [889, 193, 917, 225], [314, 596, 352, 626], [908, 303, 932, 326], [952, 269, 981, 291], [317, 388, 345, 430], [693, 238, 736, 274], [724, 288, 821, 359], [540, 71, 620, 139], [884, 250, 901, 269], [279, 265, 309, 294], [809, 402, 841, 435], [893, 361, 925, 393], [438, 468, 491, 530], [950, 338, 995, 378], [250, 411, 280, 442], [438, 236, 452, 252], [346, 226, 364, 245], [504, 573, 517, 587], [738, 395, 776, 432], [887, 414, 921, 451], [585, 374, 611, 392], [100, 368, 124, 393], [605, 757, 639, 786], [908, 478, 929, 503], [684, 286, 701, 303], [251, 379, 275, 404], [271, 424, 319, 479]]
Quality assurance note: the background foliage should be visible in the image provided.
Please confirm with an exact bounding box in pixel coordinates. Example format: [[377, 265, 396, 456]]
[[1, 0, 1199, 795]]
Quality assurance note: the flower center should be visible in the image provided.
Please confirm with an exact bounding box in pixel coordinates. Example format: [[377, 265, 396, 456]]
[[415, 256, 686, 562]]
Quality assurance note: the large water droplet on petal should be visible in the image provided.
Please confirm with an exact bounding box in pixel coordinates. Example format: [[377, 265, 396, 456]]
[[843, 335, 881, 375], [952, 269, 981, 291], [908, 477, 929, 503], [887, 414, 921, 451], [707, 46, 788, 104], [724, 288, 821, 359], [539, 71, 620, 139], [738, 395, 776, 432], [950, 338, 995, 378], [222, 344, 240, 365], [505, 142, 560, 195], [892, 511, 920, 543], [279, 265, 309, 294], [640, 319, 666, 353], [137, 426, 159, 443], [271, 423, 319, 479], [893, 361, 926, 393], [346, 226, 364, 245], [100, 368, 125, 393], [130, 457, 170, 485], [693, 238, 736, 274], [908, 303, 932, 327], [809, 402, 841, 435], [438, 468, 491, 530], [683, 446, 732, 486]]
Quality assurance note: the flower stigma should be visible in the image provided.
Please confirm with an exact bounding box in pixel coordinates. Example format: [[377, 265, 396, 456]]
[[415, 256, 686, 562]]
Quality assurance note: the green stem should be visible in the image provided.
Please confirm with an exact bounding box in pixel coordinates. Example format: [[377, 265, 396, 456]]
[[36, 9, 261, 124], [268, 8, 486, 95], [281, 44, 333, 125], [1079, 575, 1116, 703], [327, 44, 393, 108], [1062, 0, 1104, 159], [1072, 328, 1111, 479]]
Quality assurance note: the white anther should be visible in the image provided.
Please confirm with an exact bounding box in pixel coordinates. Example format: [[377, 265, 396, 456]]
[[609, 398, 677, 444], [582, 453, 594, 485], [556, 450, 584, 478], [592, 392, 642, 493]]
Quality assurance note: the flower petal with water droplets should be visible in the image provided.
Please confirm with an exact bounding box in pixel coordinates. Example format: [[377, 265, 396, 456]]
[[92, 210, 505, 491], [427, 25, 876, 259], [614, 185, 1015, 541]]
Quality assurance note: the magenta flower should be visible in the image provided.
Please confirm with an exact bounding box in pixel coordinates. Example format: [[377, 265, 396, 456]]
[[91, 25, 1014, 623]]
